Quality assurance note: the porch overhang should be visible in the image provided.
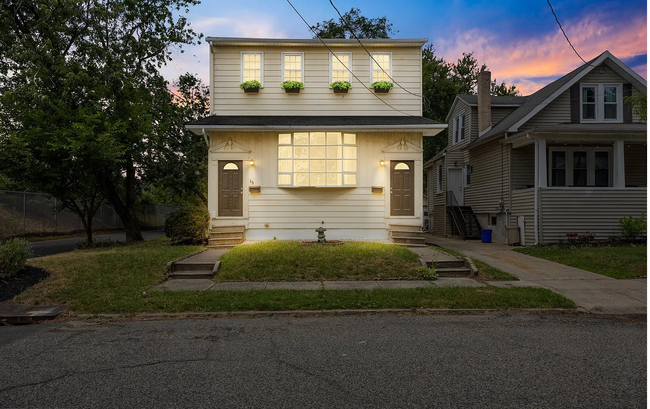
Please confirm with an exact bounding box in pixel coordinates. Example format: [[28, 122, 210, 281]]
[[502, 123, 647, 149], [186, 115, 447, 136]]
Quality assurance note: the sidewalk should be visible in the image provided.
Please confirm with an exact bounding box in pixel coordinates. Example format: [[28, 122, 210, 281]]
[[425, 235, 647, 315]]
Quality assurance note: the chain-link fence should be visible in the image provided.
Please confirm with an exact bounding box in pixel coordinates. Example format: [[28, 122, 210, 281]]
[[0, 190, 181, 239]]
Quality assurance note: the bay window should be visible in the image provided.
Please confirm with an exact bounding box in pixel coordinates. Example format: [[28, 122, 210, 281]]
[[278, 132, 357, 187]]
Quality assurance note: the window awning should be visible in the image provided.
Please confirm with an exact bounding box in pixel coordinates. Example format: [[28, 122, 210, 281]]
[[186, 115, 447, 136]]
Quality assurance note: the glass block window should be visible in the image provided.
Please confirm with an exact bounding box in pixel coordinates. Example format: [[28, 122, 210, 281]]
[[283, 53, 303, 82], [331, 53, 351, 83], [278, 132, 357, 187], [370, 53, 391, 83], [241, 52, 263, 83]]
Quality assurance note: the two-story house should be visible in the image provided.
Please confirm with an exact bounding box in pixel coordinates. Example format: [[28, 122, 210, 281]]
[[186, 37, 445, 245], [425, 51, 647, 245]]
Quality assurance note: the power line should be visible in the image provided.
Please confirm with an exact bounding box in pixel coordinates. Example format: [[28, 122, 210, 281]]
[[285, 0, 415, 116], [546, 0, 588, 64], [327, 0, 425, 101]]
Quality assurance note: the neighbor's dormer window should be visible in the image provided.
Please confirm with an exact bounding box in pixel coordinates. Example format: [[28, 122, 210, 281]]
[[241, 52, 263, 85], [370, 53, 391, 83], [330, 52, 352, 83], [581, 83, 622, 122], [282, 52, 304, 83]]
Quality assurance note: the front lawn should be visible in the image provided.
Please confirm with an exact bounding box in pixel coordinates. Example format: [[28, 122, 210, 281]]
[[218, 241, 421, 281], [514, 245, 647, 279], [15, 238, 575, 313]]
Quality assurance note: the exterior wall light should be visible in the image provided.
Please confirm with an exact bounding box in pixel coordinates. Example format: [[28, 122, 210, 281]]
[[249, 159, 255, 166], [379, 159, 385, 166]]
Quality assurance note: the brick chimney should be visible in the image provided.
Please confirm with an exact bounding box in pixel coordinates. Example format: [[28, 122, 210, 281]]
[[478, 70, 491, 134]]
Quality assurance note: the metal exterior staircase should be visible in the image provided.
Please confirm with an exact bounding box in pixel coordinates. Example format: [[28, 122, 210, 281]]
[[446, 192, 482, 240], [208, 225, 245, 248], [389, 224, 427, 247]]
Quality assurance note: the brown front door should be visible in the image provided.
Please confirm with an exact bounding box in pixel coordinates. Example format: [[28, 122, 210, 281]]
[[390, 160, 414, 216], [218, 160, 243, 217]]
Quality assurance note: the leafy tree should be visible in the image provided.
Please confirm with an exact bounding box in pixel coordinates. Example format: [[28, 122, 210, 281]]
[[310, 7, 397, 39], [146, 73, 210, 207], [0, 0, 201, 242], [624, 92, 647, 122]]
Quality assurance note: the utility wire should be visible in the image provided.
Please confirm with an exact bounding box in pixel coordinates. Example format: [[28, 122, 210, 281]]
[[285, 0, 415, 116], [546, 0, 592, 65], [327, 0, 426, 101]]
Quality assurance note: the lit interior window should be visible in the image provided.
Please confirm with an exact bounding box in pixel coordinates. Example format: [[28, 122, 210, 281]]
[[278, 132, 357, 187], [283, 54, 303, 82], [242, 53, 262, 82], [371, 53, 391, 83], [331, 53, 351, 83]]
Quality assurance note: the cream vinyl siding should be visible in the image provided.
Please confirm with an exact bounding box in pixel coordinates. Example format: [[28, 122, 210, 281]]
[[511, 144, 535, 190], [624, 144, 647, 187], [212, 45, 422, 116], [510, 188, 535, 246], [539, 188, 647, 243], [208, 131, 423, 234], [464, 139, 510, 214]]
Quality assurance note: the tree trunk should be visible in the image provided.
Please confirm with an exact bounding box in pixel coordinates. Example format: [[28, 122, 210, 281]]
[[85, 213, 94, 244], [105, 159, 144, 242]]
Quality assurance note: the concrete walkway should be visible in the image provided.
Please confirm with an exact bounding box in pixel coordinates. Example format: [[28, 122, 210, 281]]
[[155, 277, 483, 292], [425, 236, 647, 315]]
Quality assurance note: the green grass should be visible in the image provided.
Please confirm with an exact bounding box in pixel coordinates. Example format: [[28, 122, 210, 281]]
[[431, 246, 519, 281], [514, 245, 647, 279], [16, 238, 575, 313], [218, 241, 422, 281]]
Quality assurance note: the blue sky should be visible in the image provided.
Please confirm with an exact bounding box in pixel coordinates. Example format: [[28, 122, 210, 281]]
[[163, 0, 647, 94]]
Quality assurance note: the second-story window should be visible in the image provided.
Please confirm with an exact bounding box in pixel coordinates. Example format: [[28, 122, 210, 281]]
[[453, 117, 460, 144], [241, 52, 263, 85], [330, 52, 351, 83], [282, 52, 304, 83], [460, 115, 466, 141], [581, 83, 622, 122], [370, 53, 391, 83]]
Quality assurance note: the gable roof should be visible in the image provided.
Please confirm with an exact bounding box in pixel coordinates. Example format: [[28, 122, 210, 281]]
[[470, 51, 647, 148], [445, 95, 526, 122]]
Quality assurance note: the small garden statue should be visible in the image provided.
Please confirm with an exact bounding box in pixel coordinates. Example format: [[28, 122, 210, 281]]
[[315, 226, 327, 244]]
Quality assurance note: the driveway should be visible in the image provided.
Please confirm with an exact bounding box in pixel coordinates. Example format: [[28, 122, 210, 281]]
[[28, 230, 165, 257], [426, 236, 647, 315]]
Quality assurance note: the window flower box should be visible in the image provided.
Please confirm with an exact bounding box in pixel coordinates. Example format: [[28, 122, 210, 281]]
[[240, 80, 261, 93], [282, 81, 303, 94], [371, 80, 393, 94], [330, 81, 351, 94]]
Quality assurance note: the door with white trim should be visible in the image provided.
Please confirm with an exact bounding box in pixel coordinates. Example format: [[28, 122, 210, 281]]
[[447, 168, 463, 206]]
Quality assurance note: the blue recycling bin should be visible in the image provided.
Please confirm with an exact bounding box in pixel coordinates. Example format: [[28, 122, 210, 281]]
[[481, 229, 492, 243]]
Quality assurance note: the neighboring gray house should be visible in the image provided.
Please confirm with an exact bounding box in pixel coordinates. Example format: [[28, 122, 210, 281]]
[[425, 51, 647, 245]]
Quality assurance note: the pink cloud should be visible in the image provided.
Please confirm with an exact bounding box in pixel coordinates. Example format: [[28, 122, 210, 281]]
[[435, 14, 647, 95]]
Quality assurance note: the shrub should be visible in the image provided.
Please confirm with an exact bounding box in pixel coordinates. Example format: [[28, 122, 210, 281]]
[[416, 266, 438, 280], [619, 213, 647, 240], [0, 238, 31, 279], [164, 206, 210, 244], [281, 80, 304, 89], [239, 79, 261, 89]]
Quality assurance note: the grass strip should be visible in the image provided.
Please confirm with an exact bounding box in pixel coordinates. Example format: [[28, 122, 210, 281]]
[[514, 245, 646, 279]]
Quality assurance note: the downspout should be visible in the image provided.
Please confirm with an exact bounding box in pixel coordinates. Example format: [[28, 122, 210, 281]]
[[532, 134, 539, 245], [202, 128, 209, 148]]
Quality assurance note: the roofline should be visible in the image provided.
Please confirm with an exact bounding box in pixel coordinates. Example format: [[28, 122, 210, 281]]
[[186, 123, 447, 136], [506, 51, 648, 133], [206, 37, 428, 47], [445, 95, 524, 122], [504, 125, 648, 141], [445, 96, 468, 122]]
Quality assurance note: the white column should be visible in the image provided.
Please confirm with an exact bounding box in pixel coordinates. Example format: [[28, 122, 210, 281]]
[[613, 140, 626, 188], [537, 138, 547, 187]]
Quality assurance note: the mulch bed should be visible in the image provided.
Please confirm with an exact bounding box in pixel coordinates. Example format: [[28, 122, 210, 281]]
[[0, 266, 50, 302]]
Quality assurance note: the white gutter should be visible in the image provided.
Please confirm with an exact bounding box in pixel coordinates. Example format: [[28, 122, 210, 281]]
[[186, 124, 448, 136], [532, 134, 539, 245]]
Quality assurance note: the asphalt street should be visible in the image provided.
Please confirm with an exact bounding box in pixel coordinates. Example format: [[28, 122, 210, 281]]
[[0, 313, 646, 408], [28, 230, 165, 257]]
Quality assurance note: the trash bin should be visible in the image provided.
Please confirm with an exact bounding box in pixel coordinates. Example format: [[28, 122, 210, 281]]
[[481, 229, 492, 243], [506, 226, 520, 245]]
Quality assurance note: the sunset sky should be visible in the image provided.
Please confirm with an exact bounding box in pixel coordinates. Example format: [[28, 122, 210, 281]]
[[163, 0, 647, 95]]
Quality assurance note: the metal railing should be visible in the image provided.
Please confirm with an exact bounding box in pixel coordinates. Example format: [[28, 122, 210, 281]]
[[446, 191, 467, 240], [0, 190, 180, 239]]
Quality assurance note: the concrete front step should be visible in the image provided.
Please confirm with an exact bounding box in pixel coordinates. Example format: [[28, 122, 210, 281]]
[[168, 270, 214, 279], [391, 236, 427, 245], [173, 262, 216, 272], [210, 232, 245, 239], [394, 243, 428, 248], [388, 224, 422, 232], [434, 267, 472, 277], [207, 244, 237, 249], [433, 260, 466, 269], [390, 230, 425, 238], [209, 237, 245, 245], [211, 226, 245, 234]]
